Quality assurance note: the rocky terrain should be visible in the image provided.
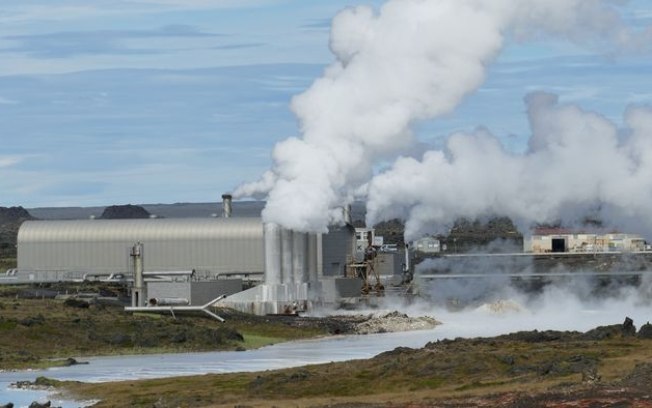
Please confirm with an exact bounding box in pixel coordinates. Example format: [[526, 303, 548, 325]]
[[43, 317, 652, 408], [0, 206, 34, 268], [0, 283, 439, 371]]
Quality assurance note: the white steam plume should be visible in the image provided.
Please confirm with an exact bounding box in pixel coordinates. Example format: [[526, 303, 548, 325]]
[[366, 93, 652, 239], [235, 0, 649, 233]]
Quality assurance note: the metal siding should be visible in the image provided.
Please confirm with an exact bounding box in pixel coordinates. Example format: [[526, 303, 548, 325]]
[[321, 227, 354, 277], [18, 218, 264, 276]]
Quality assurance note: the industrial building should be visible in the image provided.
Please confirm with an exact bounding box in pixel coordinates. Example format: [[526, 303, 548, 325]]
[[14, 195, 389, 315], [17, 217, 265, 281], [413, 237, 441, 254], [524, 229, 647, 253]]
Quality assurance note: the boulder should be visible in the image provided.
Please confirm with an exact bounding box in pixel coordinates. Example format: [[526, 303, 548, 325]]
[[638, 322, 652, 339], [623, 316, 636, 336]]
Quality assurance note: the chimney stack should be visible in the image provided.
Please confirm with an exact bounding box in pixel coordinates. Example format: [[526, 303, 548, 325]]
[[222, 193, 232, 218]]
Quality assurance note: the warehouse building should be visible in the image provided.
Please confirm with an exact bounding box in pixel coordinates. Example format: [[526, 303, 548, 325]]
[[17, 217, 264, 282], [15, 196, 364, 314], [524, 228, 648, 253]]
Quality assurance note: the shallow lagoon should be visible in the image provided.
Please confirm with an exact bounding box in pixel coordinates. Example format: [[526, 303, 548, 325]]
[[2, 298, 649, 407]]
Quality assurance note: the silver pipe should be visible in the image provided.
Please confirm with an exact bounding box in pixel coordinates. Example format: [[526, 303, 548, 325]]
[[143, 270, 194, 276], [307, 234, 318, 283], [148, 297, 189, 306], [131, 242, 145, 307], [281, 228, 294, 284], [292, 231, 308, 283], [222, 193, 232, 218], [264, 223, 282, 285], [125, 295, 227, 322]]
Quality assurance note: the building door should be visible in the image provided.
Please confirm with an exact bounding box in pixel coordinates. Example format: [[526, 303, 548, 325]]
[[551, 238, 566, 253]]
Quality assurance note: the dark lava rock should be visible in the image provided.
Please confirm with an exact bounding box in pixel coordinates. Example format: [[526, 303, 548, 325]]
[[107, 334, 132, 346], [29, 401, 56, 408], [637, 322, 652, 339], [621, 362, 652, 388], [0, 206, 34, 223], [623, 316, 636, 336], [204, 327, 244, 345], [171, 331, 188, 344], [18, 315, 45, 327], [498, 330, 574, 343], [17, 289, 58, 299], [376, 346, 416, 358], [583, 324, 622, 340], [584, 317, 637, 340], [63, 298, 90, 309], [0, 402, 14, 408], [100, 204, 150, 219], [62, 357, 88, 366]]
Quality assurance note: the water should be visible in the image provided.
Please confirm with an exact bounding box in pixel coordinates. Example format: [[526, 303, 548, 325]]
[[2, 300, 649, 408]]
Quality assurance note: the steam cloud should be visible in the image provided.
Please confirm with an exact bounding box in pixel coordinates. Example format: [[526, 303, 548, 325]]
[[235, 0, 651, 235], [367, 94, 652, 239]]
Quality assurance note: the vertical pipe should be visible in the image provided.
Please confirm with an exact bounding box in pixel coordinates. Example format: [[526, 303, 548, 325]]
[[307, 234, 318, 283], [281, 228, 294, 284], [343, 204, 352, 225], [292, 232, 307, 283], [316, 233, 323, 279], [221, 193, 232, 218], [404, 242, 410, 273], [264, 223, 282, 285], [131, 242, 145, 307]]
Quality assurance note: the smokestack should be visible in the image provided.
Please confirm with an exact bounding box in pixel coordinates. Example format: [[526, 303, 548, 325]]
[[222, 193, 232, 218]]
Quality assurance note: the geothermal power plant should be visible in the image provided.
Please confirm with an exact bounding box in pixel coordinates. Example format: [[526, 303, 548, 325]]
[[5, 193, 652, 318], [10, 195, 402, 315]]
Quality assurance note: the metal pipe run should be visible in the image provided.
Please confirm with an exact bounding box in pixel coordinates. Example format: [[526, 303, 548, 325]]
[[125, 295, 227, 322], [148, 297, 190, 306], [142, 270, 195, 276]]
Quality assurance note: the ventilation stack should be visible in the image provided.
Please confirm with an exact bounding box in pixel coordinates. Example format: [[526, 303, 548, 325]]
[[222, 193, 232, 218], [222, 223, 321, 315]]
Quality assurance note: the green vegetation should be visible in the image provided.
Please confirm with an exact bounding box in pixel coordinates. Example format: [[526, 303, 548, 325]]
[[0, 256, 16, 271], [59, 332, 652, 407], [0, 293, 329, 370]]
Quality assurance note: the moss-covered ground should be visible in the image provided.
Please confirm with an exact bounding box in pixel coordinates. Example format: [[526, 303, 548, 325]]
[[0, 285, 330, 370], [57, 327, 652, 407]]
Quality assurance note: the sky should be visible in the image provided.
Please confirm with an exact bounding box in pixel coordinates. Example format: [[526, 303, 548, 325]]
[[0, 0, 651, 209]]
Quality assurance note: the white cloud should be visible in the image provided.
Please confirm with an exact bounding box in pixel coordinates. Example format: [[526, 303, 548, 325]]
[[0, 155, 23, 168]]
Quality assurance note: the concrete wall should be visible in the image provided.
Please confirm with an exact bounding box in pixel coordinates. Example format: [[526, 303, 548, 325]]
[[147, 279, 242, 306], [191, 280, 242, 305]]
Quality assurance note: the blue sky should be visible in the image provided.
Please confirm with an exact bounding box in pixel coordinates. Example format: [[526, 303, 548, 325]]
[[0, 0, 650, 208]]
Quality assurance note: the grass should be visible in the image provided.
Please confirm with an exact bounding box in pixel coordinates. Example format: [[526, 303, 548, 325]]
[[58, 335, 652, 407], [0, 295, 333, 370], [0, 257, 16, 271]]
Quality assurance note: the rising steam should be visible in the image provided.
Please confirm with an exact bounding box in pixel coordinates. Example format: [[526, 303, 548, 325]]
[[235, 0, 651, 235], [367, 94, 652, 239]]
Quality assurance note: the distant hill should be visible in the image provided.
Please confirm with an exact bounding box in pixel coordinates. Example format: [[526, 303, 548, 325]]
[[0, 206, 34, 224], [100, 204, 151, 219], [0, 206, 35, 258], [27, 201, 269, 220]]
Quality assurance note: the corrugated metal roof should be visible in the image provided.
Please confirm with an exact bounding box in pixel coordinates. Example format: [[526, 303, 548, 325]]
[[18, 217, 263, 243]]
